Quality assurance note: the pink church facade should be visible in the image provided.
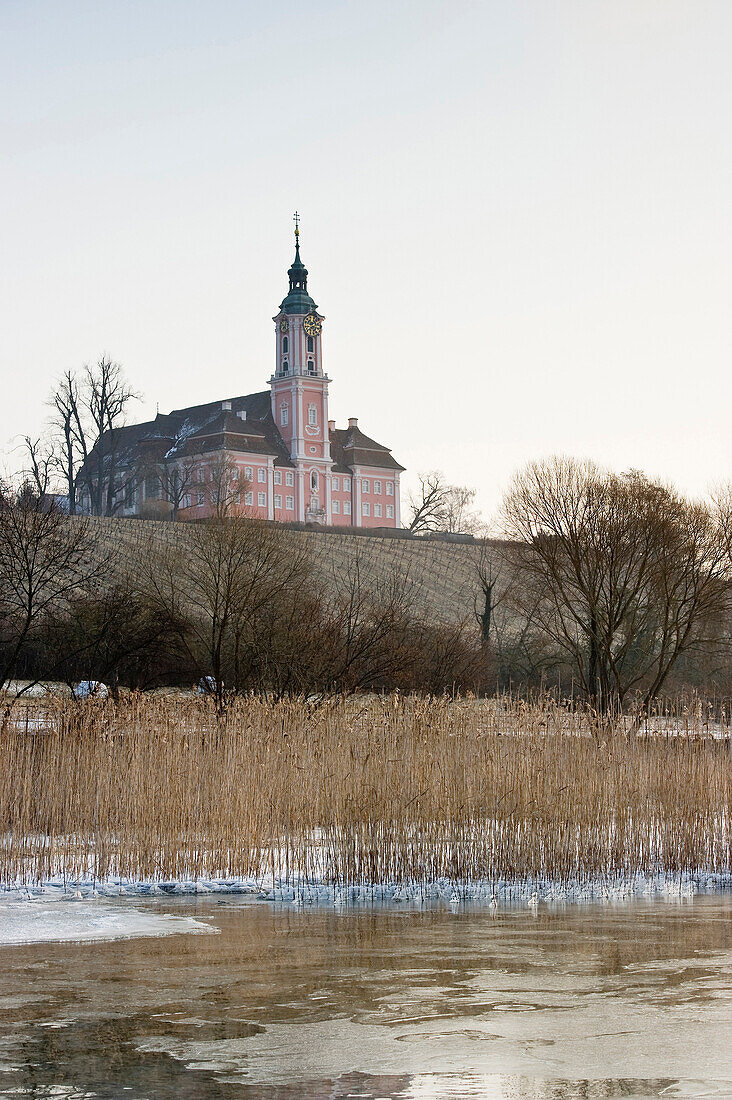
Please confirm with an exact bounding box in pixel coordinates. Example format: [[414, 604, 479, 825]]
[[80, 225, 404, 527]]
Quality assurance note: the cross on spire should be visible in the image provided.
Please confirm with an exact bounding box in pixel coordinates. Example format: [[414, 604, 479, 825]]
[[293, 210, 300, 241]]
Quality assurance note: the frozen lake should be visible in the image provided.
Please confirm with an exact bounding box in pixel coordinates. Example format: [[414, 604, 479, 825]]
[[0, 894, 730, 1098]]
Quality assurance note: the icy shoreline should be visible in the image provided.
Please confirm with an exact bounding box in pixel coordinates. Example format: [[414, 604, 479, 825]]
[[2, 871, 730, 945], [3, 869, 731, 908]]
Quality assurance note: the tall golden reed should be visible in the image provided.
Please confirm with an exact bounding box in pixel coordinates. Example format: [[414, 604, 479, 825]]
[[1, 694, 729, 887]]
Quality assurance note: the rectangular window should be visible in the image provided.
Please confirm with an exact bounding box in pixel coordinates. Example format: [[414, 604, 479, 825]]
[[281, 405, 289, 427], [183, 494, 191, 510], [344, 478, 351, 490], [285, 471, 294, 486], [332, 476, 340, 491], [245, 491, 253, 506], [374, 480, 382, 495], [344, 501, 351, 515], [244, 466, 253, 481], [197, 468, 205, 483], [386, 504, 394, 519], [257, 468, 266, 483], [332, 499, 340, 514], [374, 503, 382, 518], [257, 491, 266, 507], [386, 482, 394, 495], [285, 495, 294, 510], [274, 494, 282, 508], [274, 470, 282, 485], [362, 479, 370, 493], [362, 502, 370, 516], [197, 491, 205, 507]]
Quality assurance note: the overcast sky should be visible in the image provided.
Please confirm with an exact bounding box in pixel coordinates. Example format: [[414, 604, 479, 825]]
[[1, 1, 730, 521]]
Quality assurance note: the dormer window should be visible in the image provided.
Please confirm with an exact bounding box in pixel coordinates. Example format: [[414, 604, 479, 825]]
[[282, 336, 289, 354], [306, 336, 314, 353], [307, 359, 316, 375]]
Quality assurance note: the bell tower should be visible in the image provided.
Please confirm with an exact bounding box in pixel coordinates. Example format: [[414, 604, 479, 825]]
[[270, 214, 332, 523]]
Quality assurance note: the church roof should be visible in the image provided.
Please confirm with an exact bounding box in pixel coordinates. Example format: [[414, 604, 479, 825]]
[[329, 424, 405, 472], [83, 390, 296, 473], [86, 399, 403, 481]]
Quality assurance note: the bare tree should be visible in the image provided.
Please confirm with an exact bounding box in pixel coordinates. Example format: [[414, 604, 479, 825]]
[[203, 454, 249, 520], [52, 369, 82, 513], [408, 471, 483, 534], [473, 541, 502, 643], [316, 552, 418, 694], [40, 570, 189, 697], [21, 436, 56, 499], [470, 539, 557, 690], [137, 456, 198, 519], [162, 458, 198, 519], [0, 480, 94, 707], [502, 457, 732, 713], [46, 358, 139, 516], [713, 482, 732, 559], [442, 483, 483, 534], [408, 472, 450, 533], [142, 518, 309, 709], [257, 548, 421, 699]]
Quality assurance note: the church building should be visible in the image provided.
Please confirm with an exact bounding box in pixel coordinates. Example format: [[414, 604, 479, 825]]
[[81, 221, 404, 528]]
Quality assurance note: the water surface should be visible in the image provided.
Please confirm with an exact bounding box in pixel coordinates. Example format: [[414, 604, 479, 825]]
[[1, 894, 730, 1098]]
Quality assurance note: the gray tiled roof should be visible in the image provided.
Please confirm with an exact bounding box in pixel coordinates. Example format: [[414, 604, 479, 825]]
[[82, 393, 402, 479], [83, 391, 296, 473], [329, 426, 405, 472]]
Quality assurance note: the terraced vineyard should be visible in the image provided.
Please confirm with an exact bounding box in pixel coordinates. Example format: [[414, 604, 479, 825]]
[[87, 517, 491, 626]]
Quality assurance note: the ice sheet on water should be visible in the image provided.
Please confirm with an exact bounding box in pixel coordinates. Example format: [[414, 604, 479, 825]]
[[0, 897, 215, 946]]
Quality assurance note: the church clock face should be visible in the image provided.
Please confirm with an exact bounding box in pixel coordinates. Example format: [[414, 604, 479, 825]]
[[303, 313, 321, 337], [279, 317, 289, 333]]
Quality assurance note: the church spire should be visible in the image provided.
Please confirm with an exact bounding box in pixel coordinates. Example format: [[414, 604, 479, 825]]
[[288, 210, 308, 293], [280, 211, 317, 314]]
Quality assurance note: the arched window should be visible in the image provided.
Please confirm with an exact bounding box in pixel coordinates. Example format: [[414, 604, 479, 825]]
[[281, 360, 289, 375], [307, 359, 316, 375], [306, 336, 314, 353], [311, 470, 319, 492], [282, 336, 289, 354], [308, 404, 317, 426], [280, 403, 289, 427]]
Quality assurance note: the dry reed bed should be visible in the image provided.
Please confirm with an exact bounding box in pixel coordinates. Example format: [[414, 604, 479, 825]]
[[1, 695, 730, 888]]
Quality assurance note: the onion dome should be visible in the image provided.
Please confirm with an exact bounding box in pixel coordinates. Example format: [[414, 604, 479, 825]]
[[279, 213, 318, 315]]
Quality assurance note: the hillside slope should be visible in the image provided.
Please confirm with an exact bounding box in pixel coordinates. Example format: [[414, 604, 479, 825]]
[[87, 518, 489, 626]]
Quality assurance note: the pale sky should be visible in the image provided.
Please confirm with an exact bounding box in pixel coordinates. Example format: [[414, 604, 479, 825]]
[[1, 1, 730, 521]]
